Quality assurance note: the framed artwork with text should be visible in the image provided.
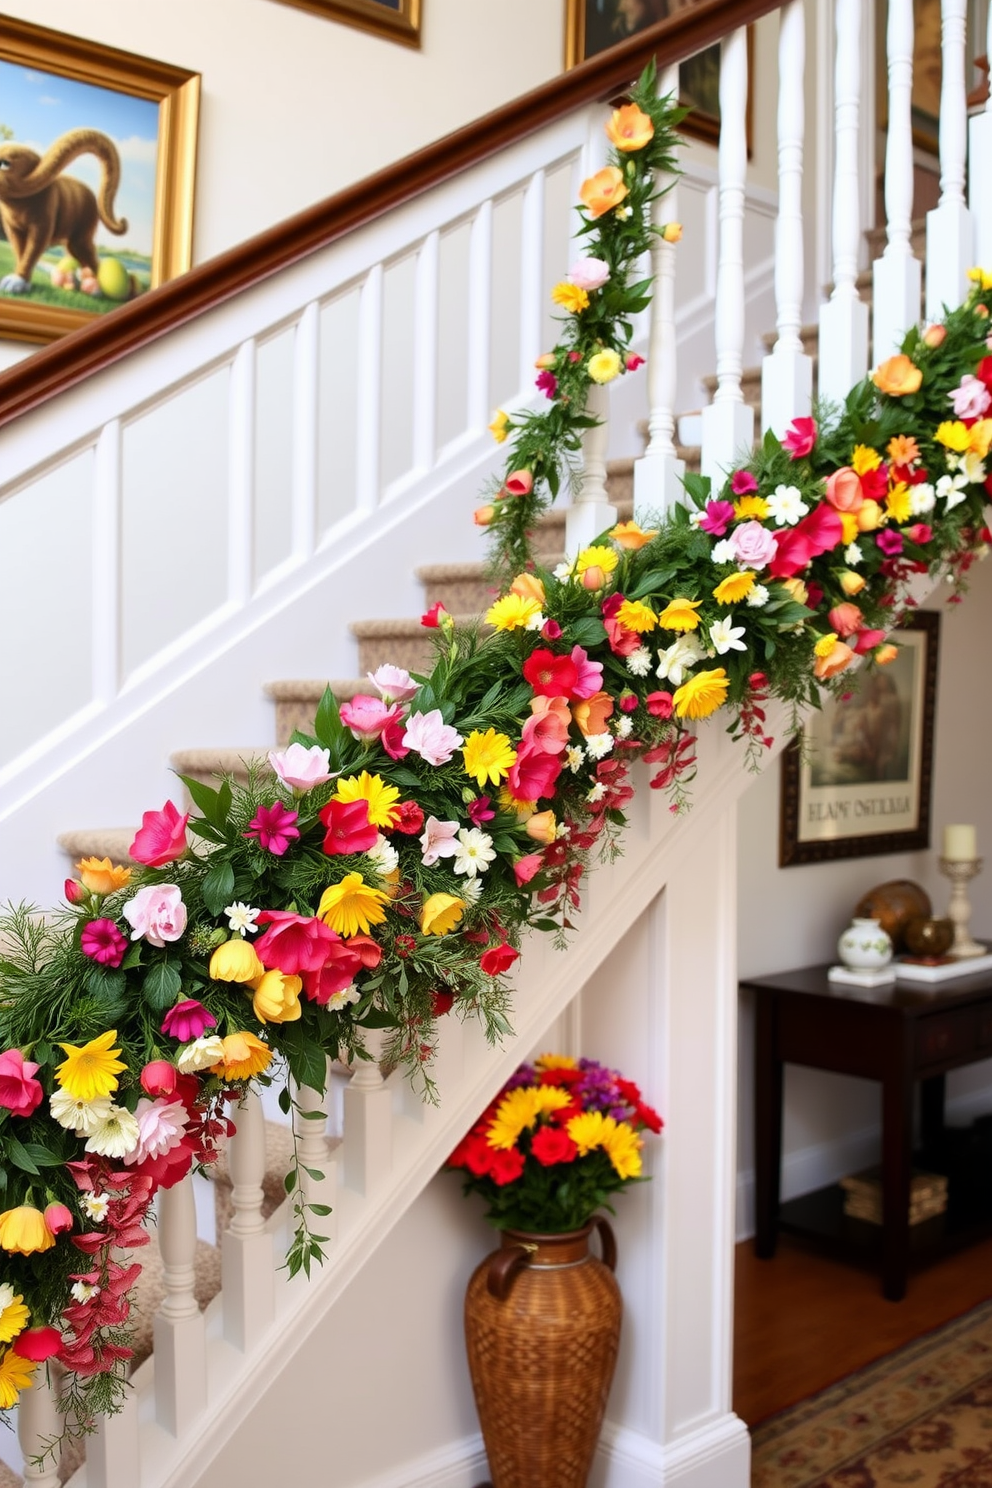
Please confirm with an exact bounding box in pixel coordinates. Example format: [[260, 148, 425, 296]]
[[270, 0, 421, 47]]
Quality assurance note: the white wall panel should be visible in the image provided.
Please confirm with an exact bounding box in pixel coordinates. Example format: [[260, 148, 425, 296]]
[[317, 289, 361, 534], [380, 253, 418, 491], [253, 326, 296, 585], [436, 221, 473, 451], [488, 192, 524, 411]]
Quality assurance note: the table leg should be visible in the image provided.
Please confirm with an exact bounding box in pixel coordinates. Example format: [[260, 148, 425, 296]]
[[881, 1044, 914, 1301], [754, 990, 783, 1259], [920, 1074, 946, 1150]]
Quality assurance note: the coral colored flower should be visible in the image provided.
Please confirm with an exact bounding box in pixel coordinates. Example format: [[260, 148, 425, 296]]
[[209, 1032, 272, 1082], [513, 853, 544, 886], [421, 600, 449, 627], [646, 691, 674, 719], [244, 802, 300, 856], [76, 857, 131, 896], [488, 410, 509, 443], [588, 349, 622, 384], [579, 165, 627, 219], [209, 939, 265, 983], [888, 434, 920, 466], [699, 499, 735, 536], [872, 353, 922, 396], [551, 281, 589, 314], [568, 256, 610, 290], [731, 470, 758, 496], [605, 102, 654, 150], [510, 572, 546, 605], [814, 640, 855, 680], [507, 747, 562, 802], [141, 1060, 179, 1097], [521, 707, 569, 756], [368, 664, 418, 704], [56, 1031, 126, 1102], [480, 943, 520, 976], [420, 893, 465, 937], [672, 668, 730, 720], [318, 873, 389, 937], [319, 796, 378, 856], [339, 695, 402, 743], [0, 1050, 42, 1118], [572, 690, 614, 737], [713, 571, 756, 605], [658, 597, 703, 632], [79, 918, 129, 968], [255, 911, 337, 975], [523, 649, 579, 698], [531, 1126, 579, 1166], [268, 741, 332, 789], [505, 469, 534, 497], [783, 417, 817, 458], [922, 322, 947, 347], [610, 520, 657, 549], [462, 729, 517, 787], [335, 770, 402, 828], [828, 603, 863, 637], [875, 644, 900, 665], [486, 593, 543, 631], [824, 467, 863, 512], [401, 711, 464, 768], [0, 1207, 55, 1256], [161, 999, 215, 1041]]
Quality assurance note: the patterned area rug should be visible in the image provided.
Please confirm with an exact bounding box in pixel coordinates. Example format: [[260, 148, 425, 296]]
[[751, 1298, 992, 1486]]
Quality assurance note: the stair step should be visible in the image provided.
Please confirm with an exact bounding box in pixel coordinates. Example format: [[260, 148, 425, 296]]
[[416, 561, 501, 613], [58, 826, 136, 867], [170, 746, 272, 791], [350, 614, 481, 674], [265, 677, 366, 746]]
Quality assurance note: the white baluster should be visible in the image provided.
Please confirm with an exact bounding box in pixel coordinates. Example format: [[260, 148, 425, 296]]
[[969, 5, 992, 266], [86, 1392, 140, 1488], [18, 1369, 60, 1488], [291, 300, 319, 558], [91, 420, 121, 706], [430, 1012, 465, 1100], [153, 1176, 206, 1436], [413, 231, 440, 474], [222, 1089, 276, 1351], [762, 0, 813, 435], [566, 381, 616, 551], [927, 0, 975, 319], [467, 199, 493, 432], [355, 263, 383, 513], [342, 1027, 392, 1195], [873, 0, 921, 358], [819, 0, 870, 402], [701, 28, 755, 483], [634, 62, 685, 518], [519, 169, 546, 386], [294, 1068, 337, 1241]]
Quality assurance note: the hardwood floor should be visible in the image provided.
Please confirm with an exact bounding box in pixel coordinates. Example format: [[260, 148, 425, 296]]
[[734, 1232, 992, 1427]]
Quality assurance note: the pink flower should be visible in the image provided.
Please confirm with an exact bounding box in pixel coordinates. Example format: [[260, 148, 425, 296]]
[[421, 602, 448, 628], [825, 467, 864, 512], [625, 353, 644, 371], [319, 797, 378, 856], [618, 690, 638, 713], [129, 800, 189, 868], [122, 885, 187, 947], [255, 912, 338, 975], [645, 691, 674, 719], [80, 918, 128, 968], [141, 1060, 179, 1097], [541, 619, 563, 640], [568, 256, 610, 290], [64, 878, 86, 905], [731, 470, 758, 495], [267, 742, 332, 790], [300, 940, 364, 1005], [380, 714, 411, 759], [783, 417, 817, 459], [338, 695, 402, 743], [768, 527, 814, 578], [467, 796, 495, 826], [907, 523, 933, 545], [853, 628, 887, 654], [161, 999, 216, 1042], [402, 709, 464, 766], [513, 853, 544, 886], [536, 369, 558, 399], [505, 470, 534, 497], [0, 1049, 43, 1117], [699, 499, 735, 536], [43, 1203, 72, 1235], [521, 708, 569, 755], [244, 802, 300, 856], [420, 816, 460, 866], [507, 743, 562, 802], [367, 664, 418, 703], [877, 528, 904, 556], [949, 374, 991, 419], [728, 520, 777, 569], [569, 645, 603, 700], [123, 1099, 189, 1167]]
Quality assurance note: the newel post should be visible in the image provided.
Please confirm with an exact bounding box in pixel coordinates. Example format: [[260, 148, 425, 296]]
[[153, 1175, 206, 1436]]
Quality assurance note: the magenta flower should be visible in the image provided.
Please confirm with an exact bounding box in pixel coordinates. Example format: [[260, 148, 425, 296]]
[[699, 500, 735, 536], [255, 911, 337, 975], [244, 802, 300, 856], [338, 695, 402, 744], [731, 469, 758, 496], [80, 918, 128, 968], [0, 1049, 43, 1117], [129, 800, 189, 868], [161, 999, 216, 1042], [625, 353, 645, 371], [535, 369, 558, 399], [541, 619, 563, 641], [782, 417, 818, 459], [467, 796, 496, 826], [876, 529, 904, 556]]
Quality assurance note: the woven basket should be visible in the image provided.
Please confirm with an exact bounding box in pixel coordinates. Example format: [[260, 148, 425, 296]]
[[464, 1218, 621, 1488]]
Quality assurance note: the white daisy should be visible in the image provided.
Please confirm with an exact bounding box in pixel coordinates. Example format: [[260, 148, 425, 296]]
[[553, 561, 574, 580], [453, 828, 497, 878], [324, 985, 361, 1012], [745, 584, 770, 608], [461, 877, 484, 905], [84, 1106, 141, 1160], [909, 483, 936, 516], [225, 901, 260, 937], [615, 716, 633, 739], [844, 542, 864, 565], [81, 1193, 110, 1223], [710, 539, 736, 564], [50, 1090, 114, 1136], [625, 646, 652, 677], [586, 783, 607, 804], [524, 611, 547, 632], [70, 1281, 101, 1304], [766, 483, 809, 527], [584, 733, 614, 760], [367, 834, 399, 877]]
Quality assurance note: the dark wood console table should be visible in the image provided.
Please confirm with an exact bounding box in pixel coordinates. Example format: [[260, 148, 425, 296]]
[[744, 961, 992, 1301]]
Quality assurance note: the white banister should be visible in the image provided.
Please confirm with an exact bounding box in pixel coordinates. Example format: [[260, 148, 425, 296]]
[[86, 1394, 140, 1488], [518, 169, 546, 385], [227, 340, 255, 607], [222, 1089, 276, 1351], [354, 264, 383, 513], [342, 1028, 392, 1195], [291, 301, 319, 558], [17, 1369, 61, 1488], [467, 198, 494, 432], [701, 27, 755, 482], [819, 0, 869, 401], [634, 62, 685, 518], [872, 0, 922, 358], [566, 381, 616, 551], [152, 1177, 206, 1436], [969, 5, 992, 265], [927, 0, 974, 320], [294, 1070, 338, 1240], [761, 0, 813, 436]]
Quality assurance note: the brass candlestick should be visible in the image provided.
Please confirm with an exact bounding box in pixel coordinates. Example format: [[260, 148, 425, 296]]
[[939, 856, 985, 958]]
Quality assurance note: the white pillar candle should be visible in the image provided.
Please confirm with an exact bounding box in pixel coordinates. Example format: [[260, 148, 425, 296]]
[[943, 823, 977, 860]]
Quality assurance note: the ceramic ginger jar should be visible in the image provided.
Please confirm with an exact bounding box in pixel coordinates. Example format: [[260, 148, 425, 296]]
[[838, 916, 894, 971]]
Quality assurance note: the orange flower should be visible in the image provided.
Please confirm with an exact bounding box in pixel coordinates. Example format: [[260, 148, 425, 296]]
[[824, 467, 863, 513], [209, 1032, 272, 1082], [609, 520, 657, 550], [661, 222, 683, 243], [605, 103, 655, 152], [887, 434, 920, 465], [474, 505, 495, 527], [813, 640, 855, 680], [875, 644, 900, 665], [872, 354, 922, 396], [530, 694, 572, 730], [76, 857, 132, 895], [510, 572, 546, 605], [839, 570, 867, 597], [572, 691, 614, 737], [579, 166, 628, 220], [525, 811, 557, 845]]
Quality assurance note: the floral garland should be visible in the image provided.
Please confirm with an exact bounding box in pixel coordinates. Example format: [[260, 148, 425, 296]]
[[0, 67, 990, 1435]]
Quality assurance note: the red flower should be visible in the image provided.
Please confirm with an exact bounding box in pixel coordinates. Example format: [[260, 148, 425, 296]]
[[300, 940, 364, 1005], [530, 1126, 578, 1166], [141, 1060, 179, 1098], [859, 465, 889, 503], [392, 801, 425, 835], [523, 648, 579, 698], [467, 795, 496, 826], [255, 911, 337, 974], [12, 1327, 62, 1362], [421, 602, 448, 628], [782, 416, 817, 459], [480, 943, 520, 976], [541, 619, 563, 640], [244, 802, 300, 856], [507, 745, 562, 802], [490, 1148, 526, 1186], [346, 933, 383, 969], [129, 800, 189, 868], [645, 691, 673, 719], [431, 990, 456, 1017], [319, 796, 378, 856]]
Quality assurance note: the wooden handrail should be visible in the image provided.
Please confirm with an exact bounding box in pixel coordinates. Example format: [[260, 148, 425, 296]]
[[0, 0, 781, 433]]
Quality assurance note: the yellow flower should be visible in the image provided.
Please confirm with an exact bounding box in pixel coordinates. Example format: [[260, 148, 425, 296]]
[[534, 1053, 578, 1071], [839, 511, 860, 545], [76, 857, 132, 895], [609, 520, 657, 550], [616, 598, 657, 633], [0, 1208, 55, 1257], [968, 266, 992, 290], [672, 667, 730, 720], [935, 420, 971, 452], [510, 572, 546, 605], [498, 787, 536, 819], [839, 570, 867, 597], [781, 578, 809, 605], [56, 1030, 127, 1102], [488, 409, 509, 443], [969, 419, 992, 458], [462, 729, 517, 788], [209, 939, 265, 983], [601, 1120, 643, 1179], [605, 102, 655, 151], [0, 1290, 29, 1344], [334, 771, 401, 829], [487, 1086, 574, 1150], [525, 810, 557, 845], [209, 1032, 272, 1082], [250, 970, 303, 1025], [551, 281, 590, 314], [485, 593, 542, 631], [575, 545, 618, 578], [578, 165, 627, 219], [886, 482, 913, 524], [872, 354, 922, 396], [0, 1350, 36, 1409], [658, 597, 703, 632], [587, 349, 622, 384], [713, 571, 756, 605], [733, 495, 769, 521], [420, 893, 465, 937], [661, 222, 683, 243], [857, 499, 884, 532], [851, 444, 882, 475], [318, 872, 389, 937], [814, 632, 839, 658], [566, 1110, 610, 1156]]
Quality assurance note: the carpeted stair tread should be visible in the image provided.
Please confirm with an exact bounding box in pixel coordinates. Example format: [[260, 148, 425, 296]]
[[57, 827, 136, 866], [350, 614, 483, 673], [169, 747, 273, 793], [265, 679, 367, 747], [0, 1460, 21, 1488]]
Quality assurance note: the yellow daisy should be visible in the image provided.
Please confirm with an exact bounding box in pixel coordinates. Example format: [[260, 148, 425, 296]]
[[616, 599, 657, 633], [56, 1030, 127, 1102], [209, 1031, 272, 1081], [334, 771, 401, 829], [968, 266, 992, 290], [851, 444, 882, 475], [839, 511, 860, 545], [0, 1350, 36, 1410], [318, 872, 389, 937], [733, 494, 769, 521], [462, 729, 517, 788], [658, 597, 703, 632], [712, 571, 756, 606], [587, 349, 622, 384], [0, 1287, 29, 1345], [485, 594, 542, 632], [672, 667, 730, 720], [814, 632, 839, 658], [489, 409, 509, 443], [487, 1086, 574, 1150], [935, 420, 971, 452], [420, 893, 465, 937], [534, 1053, 578, 1071], [566, 1110, 610, 1156], [550, 281, 590, 314], [574, 545, 619, 579], [886, 483, 913, 525], [601, 1120, 643, 1179]]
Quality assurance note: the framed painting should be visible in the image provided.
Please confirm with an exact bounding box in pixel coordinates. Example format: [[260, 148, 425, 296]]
[[563, 0, 754, 149], [0, 15, 199, 345], [779, 612, 940, 867], [269, 0, 421, 48]]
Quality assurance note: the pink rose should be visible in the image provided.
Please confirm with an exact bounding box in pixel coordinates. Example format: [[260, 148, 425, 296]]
[[338, 695, 402, 743], [824, 467, 864, 513], [0, 1049, 43, 1117], [122, 884, 187, 947], [728, 520, 778, 570], [906, 523, 932, 545], [43, 1203, 73, 1235], [513, 853, 544, 886], [505, 470, 534, 497], [367, 665, 418, 704], [129, 800, 189, 868], [827, 603, 863, 638], [568, 256, 610, 290], [268, 743, 332, 789], [949, 374, 991, 420]]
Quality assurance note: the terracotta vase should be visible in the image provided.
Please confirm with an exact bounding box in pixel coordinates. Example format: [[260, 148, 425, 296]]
[[464, 1218, 621, 1488]]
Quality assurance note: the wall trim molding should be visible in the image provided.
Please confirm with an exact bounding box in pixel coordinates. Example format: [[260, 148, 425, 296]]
[[596, 1413, 751, 1488], [351, 1433, 488, 1488]]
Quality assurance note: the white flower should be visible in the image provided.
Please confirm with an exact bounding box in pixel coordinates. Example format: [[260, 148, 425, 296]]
[[81, 1193, 110, 1222], [709, 617, 747, 655], [909, 483, 936, 516], [710, 539, 736, 564], [745, 584, 770, 608], [566, 747, 584, 773], [524, 611, 547, 631], [586, 783, 607, 804], [555, 822, 571, 839], [84, 1105, 141, 1159], [324, 984, 361, 1012], [766, 483, 809, 527], [176, 1036, 226, 1074], [419, 816, 460, 866], [453, 828, 497, 878], [656, 633, 706, 686], [615, 716, 633, 739], [845, 542, 864, 565], [615, 204, 633, 220], [50, 1090, 114, 1135], [553, 561, 574, 580], [961, 450, 987, 484], [70, 1281, 100, 1304], [0, 1285, 15, 1314], [461, 877, 484, 904], [625, 646, 652, 676], [225, 901, 260, 937], [937, 472, 968, 510], [584, 733, 614, 760], [689, 509, 706, 529], [367, 833, 399, 877]]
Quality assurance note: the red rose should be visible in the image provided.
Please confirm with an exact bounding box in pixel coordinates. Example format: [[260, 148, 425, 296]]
[[431, 990, 455, 1017], [489, 1148, 526, 1186], [480, 943, 520, 976], [530, 1125, 579, 1166]]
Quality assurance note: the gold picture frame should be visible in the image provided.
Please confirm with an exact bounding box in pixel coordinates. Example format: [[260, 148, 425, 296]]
[[0, 14, 199, 344], [270, 0, 421, 48]]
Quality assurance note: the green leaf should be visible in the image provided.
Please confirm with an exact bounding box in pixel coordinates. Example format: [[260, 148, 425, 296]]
[[302, 1167, 325, 1182], [313, 687, 350, 761], [308, 1203, 333, 1216], [142, 960, 183, 1013], [384, 767, 423, 791], [20, 1142, 62, 1167], [278, 1086, 292, 1115], [681, 471, 711, 508], [279, 1026, 328, 1093], [201, 860, 236, 918], [296, 1107, 327, 1120], [568, 616, 608, 648], [5, 1135, 39, 1175], [629, 567, 678, 600], [177, 774, 224, 827], [187, 819, 224, 844]]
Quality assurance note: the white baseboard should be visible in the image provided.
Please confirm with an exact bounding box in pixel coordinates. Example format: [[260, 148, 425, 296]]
[[351, 1434, 488, 1488], [594, 1414, 750, 1488]]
